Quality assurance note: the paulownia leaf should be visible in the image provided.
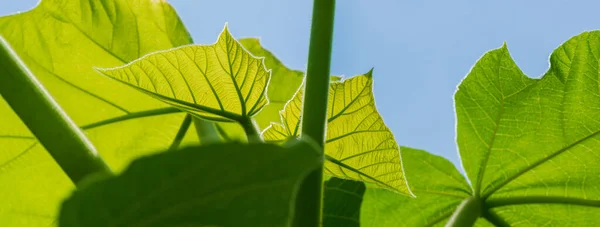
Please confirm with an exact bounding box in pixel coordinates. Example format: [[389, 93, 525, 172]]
[[59, 141, 321, 227], [323, 177, 366, 227], [262, 70, 413, 195], [97, 25, 270, 123], [0, 0, 197, 225], [364, 32, 600, 226]]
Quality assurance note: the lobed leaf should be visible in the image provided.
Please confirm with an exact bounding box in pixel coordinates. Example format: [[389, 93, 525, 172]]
[[97, 25, 270, 122], [263, 70, 413, 195], [373, 31, 600, 226], [455, 31, 600, 225], [0, 0, 197, 224], [59, 141, 321, 227]]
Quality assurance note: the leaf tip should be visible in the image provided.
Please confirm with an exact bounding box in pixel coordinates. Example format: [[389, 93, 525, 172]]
[[365, 67, 374, 78]]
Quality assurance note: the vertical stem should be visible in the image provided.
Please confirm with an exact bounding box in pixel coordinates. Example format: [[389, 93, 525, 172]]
[[296, 0, 336, 226], [445, 196, 482, 227], [0, 37, 112, 185]]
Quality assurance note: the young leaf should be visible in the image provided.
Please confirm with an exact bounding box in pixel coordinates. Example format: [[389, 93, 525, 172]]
[[365, 31, 600, 226], [59, 141, 320, 227], [323, 178, 366, 227], [97, 25, 270, 123], [0, 0, 195, 224], [263, 70, 413, 195]]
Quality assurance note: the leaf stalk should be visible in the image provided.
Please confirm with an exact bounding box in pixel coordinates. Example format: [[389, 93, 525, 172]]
[[445, 196, 483, 227], [239, 117, 263, 142], [0, 37, 112, 185]]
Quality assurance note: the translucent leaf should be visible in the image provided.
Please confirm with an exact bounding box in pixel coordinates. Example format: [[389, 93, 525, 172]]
[[0, 0, 196, 224], [59, 141, 321, 227], [263, 70, 412, 195], [97, 25, 270, 122], [367, 31, 600, 226], [454, 32, 600, 225], [239, 38, 304, 129]]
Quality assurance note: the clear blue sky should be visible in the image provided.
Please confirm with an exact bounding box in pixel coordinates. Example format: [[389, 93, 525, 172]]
[[2, 0, 600, 170]]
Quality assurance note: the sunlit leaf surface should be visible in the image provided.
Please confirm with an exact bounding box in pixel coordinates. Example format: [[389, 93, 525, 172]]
[[263, 70, 412, 195], [98, 26, 270, 122]]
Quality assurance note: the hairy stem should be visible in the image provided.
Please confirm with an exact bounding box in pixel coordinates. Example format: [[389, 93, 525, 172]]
[[295, 0, 336, 226], [239, 117, 262, 143], [445, 196, 482, 227], [0, 37, 112, 185]]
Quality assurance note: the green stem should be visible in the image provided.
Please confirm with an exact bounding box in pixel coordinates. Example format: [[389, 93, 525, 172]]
[[239, 117, 262, 143], [192, 117, 223, 144], [168, 114, 193, 151], [0, 37, 112, 185], [296, 0, 336, 226], [482, 209, 510, 227], [445, 196, 482, 227], [486, 196, 600, 208]]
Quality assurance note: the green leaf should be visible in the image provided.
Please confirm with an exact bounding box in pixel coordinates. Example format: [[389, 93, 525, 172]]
[[456, 32, 600, 225], [97, 25, 270, 123], [239, 38, 304, 129], [361, 147, 473, 226], [208, 38, 306, 141], [323, 178, 366, 227], [0, 0, 196, 224], [367, 31, 600, 226], [263, 70, 413, 195], [59, 140, 321, 227]]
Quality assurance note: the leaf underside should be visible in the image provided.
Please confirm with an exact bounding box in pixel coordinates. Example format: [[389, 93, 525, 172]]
[[97, 26, 270, 122], [0, 0, 198, 225], [323, 177, 366, 227], [363, 31, 600, 226]]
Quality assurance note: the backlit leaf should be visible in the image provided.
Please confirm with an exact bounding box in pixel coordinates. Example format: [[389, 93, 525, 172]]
[[0, 0, 196, 224], [263, 70, 412, 195], [368, 32, 600, 226], [239, 38, 304, 129], [59, 141, 321, 227], [455, 32, 600, 225], [97, 25, 270, 123]]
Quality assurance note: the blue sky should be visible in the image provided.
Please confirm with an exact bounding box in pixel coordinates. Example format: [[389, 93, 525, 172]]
[[2, 0, 600, 171]]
